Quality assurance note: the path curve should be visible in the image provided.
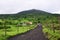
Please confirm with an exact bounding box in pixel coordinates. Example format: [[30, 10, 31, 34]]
[[8, 24, 48, 40]]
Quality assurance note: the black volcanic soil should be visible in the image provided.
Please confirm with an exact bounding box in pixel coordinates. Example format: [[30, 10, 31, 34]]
[[8, 24, 48, 40]]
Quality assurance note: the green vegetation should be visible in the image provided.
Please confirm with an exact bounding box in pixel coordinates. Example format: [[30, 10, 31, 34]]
[[0, 9, 60, 40]]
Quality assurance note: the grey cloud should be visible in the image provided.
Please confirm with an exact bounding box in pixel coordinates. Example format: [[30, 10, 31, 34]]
[[0, 0, 60, 14]]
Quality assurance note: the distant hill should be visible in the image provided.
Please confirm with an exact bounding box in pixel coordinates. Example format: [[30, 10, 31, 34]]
[[0, 9, 59, 19], [17, 9, 51, 15]]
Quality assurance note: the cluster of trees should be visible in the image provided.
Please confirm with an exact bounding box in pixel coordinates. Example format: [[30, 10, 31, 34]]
[[0, 9, 59, 31], [0, 9, 60, 40]]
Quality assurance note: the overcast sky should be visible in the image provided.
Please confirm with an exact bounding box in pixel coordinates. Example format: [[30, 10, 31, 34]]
[[0, 0, 60, 14]]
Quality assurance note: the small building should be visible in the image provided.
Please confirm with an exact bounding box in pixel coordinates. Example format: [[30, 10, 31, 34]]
[[26, 22, 32, 25]]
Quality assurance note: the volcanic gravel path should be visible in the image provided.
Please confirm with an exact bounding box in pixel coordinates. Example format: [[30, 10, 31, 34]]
[[8, 24, 48, 40]]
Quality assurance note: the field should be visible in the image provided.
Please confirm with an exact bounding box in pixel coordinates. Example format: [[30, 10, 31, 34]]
[[0, 9, 60, 40], [0, 19, 36, 40]]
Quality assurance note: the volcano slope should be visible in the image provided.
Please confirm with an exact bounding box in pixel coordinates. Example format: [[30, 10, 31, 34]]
[[8, 24, 48, 40]]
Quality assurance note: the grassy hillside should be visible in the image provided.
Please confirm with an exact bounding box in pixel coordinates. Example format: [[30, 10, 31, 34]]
[[0, 9, 60, 40]]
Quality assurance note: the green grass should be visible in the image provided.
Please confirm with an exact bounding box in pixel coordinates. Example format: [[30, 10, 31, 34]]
[[43, 25, 60, 40], [0, 25, 36, 40], [0, 24, 60, 40]]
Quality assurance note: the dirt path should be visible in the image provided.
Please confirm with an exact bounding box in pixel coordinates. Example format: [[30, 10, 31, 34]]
[[8, 24, 48, 40]]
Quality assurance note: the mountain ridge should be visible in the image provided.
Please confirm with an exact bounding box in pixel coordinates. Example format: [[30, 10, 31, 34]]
[[0, 9, 58, 19], [17, 9, 51, 14]]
